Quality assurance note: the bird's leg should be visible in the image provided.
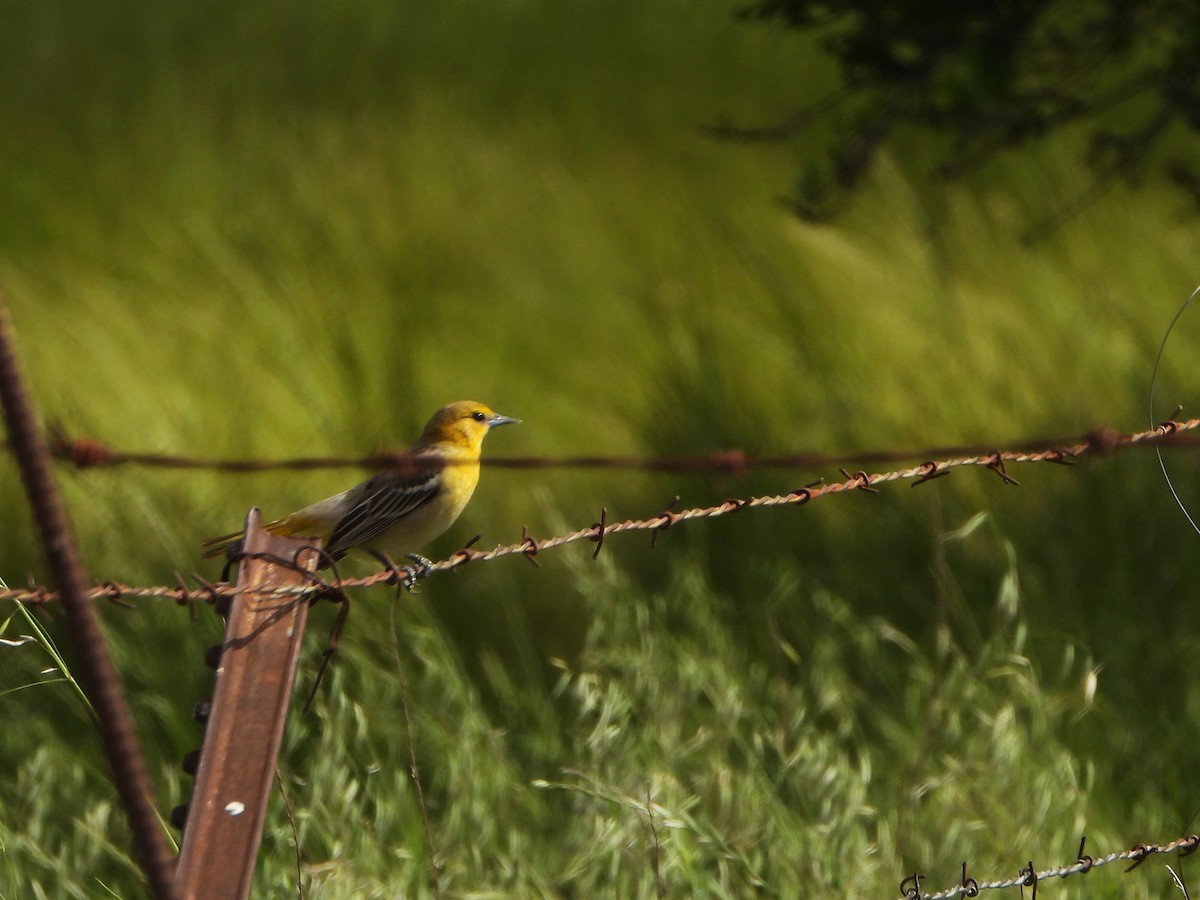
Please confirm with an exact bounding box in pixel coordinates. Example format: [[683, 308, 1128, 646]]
[[368, 549, 408, 597]]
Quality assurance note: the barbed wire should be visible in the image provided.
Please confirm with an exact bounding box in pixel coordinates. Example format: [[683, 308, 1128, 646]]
[[901, 833, 1200, 899], [3, 416, 1197, 609], [2, 419, 1199, 475]]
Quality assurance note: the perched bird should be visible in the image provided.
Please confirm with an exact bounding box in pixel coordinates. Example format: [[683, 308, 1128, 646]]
[[202, 401, 519, 570]]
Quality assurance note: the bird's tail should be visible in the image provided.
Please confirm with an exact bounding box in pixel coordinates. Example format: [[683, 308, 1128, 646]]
[[200, 529, 245, 559], [200, 515, 325, 559]]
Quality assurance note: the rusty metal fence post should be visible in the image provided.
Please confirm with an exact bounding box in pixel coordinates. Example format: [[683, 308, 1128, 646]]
[[0, 295, 180, 897], [173, 510, 318, 899]]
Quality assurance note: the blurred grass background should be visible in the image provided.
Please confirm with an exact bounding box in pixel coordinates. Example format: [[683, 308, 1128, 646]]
[[1, 0, 1199, 896]]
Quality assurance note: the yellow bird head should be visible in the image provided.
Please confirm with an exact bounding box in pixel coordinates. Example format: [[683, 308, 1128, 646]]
[[418, 400, 520, 450]]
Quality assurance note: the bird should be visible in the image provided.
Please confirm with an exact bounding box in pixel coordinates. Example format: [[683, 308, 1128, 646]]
[[202, 401, 519, 576]]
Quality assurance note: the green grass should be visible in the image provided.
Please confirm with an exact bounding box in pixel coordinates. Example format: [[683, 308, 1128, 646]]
[[2, 0, 1200, 896]]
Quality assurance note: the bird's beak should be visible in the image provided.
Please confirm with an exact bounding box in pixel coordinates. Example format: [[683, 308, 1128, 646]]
[[487, 413, 521, 428]]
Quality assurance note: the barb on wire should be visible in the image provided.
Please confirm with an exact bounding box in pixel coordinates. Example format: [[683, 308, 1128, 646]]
[[913, 461, 949, 486], [591, 507, 608, 559], [4, 417, 1199, 610], [519, 525, 541, 567], [901, 872, 926, 899], [6, 420, 1200, 476], [1019, 860, 1037, 898], [907, 834, 1200, 899], [958, 861, 979, 897]]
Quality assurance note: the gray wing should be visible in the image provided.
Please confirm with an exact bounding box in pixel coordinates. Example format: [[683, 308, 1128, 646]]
[[325, 468, 442, 559]]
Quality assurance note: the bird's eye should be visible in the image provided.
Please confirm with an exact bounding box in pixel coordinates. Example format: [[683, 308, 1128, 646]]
[[472, 411, 487, 422]]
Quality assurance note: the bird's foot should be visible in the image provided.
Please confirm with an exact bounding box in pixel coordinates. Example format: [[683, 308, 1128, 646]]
[[404, 554, 434, 581], [370, 551, 431, 596]]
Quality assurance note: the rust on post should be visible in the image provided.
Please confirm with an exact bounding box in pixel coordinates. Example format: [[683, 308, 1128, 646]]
[[174, 509, 318, 900]]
